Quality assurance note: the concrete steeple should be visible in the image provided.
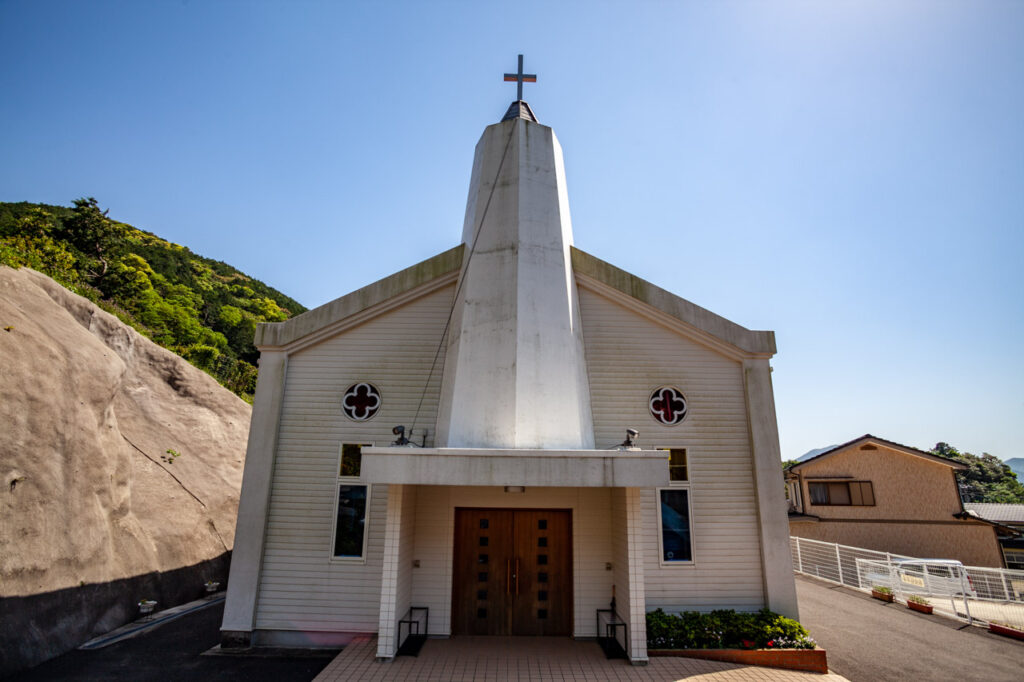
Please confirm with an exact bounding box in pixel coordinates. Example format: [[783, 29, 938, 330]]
[[434, 112, 595, 449]]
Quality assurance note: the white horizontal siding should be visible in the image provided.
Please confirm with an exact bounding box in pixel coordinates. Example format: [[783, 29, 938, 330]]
[[254, 285, 455, 633], [577, 285, 766, 612]]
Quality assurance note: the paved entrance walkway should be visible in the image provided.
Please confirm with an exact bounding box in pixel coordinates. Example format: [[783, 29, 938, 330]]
[[313, 637, 848, 681]]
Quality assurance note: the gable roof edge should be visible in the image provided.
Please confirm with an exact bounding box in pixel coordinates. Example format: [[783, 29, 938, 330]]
[[570, 246, 776, 356], [788, 434, 967, 472], [255, 244, 464, 349]]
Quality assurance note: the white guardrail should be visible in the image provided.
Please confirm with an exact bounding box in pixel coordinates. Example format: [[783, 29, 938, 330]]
[[791, 536, 1024, 629]]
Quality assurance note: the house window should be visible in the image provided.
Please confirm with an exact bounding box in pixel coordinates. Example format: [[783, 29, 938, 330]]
[[333, 443, 371, 559], [658, 488, 693, 562], [808, 481, 875, 506]]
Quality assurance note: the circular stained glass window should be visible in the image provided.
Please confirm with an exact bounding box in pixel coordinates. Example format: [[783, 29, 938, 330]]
[[342, 382, 382, 421], [649, 386, 687, 426]]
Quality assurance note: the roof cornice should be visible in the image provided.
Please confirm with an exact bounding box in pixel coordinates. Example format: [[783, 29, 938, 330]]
[[255, 244, 464, 352], [570, 246, 776, 358]]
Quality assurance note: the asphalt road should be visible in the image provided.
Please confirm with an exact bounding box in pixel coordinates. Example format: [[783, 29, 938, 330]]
[[7, 600, 333, 682], [796, 574, 1024, 682]]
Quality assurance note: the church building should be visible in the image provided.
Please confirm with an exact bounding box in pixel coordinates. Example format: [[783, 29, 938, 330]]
[[220, 59, 797, 665]]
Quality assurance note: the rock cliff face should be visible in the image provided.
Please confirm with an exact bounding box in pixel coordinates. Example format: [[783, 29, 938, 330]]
[[0, 267, 251, 675]]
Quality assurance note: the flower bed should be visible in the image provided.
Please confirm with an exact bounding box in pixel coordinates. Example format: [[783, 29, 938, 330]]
[[646, 609, 827, 674]]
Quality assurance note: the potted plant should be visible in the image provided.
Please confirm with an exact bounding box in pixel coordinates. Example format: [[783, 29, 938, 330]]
[[138, 599, 157, 618], [906, 595, 933, 614], [870, 586, 894, 603], [988, 621, 1024, 641], [204, 580, 220, 596]]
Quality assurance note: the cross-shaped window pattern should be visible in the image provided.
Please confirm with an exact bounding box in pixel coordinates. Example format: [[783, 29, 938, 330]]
[[341, 382, 381, 421], [649, 386, 687, 426]]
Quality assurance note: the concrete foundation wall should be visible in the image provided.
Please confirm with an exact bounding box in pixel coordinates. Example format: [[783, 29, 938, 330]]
[[790, 521, 1004, 568]]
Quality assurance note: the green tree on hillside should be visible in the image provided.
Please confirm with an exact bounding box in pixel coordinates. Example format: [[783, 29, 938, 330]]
[[0, 199, 306, 400], [932, 442, 1024, 503], [0, 207, 78, 284], [59, 197, 125, 287]]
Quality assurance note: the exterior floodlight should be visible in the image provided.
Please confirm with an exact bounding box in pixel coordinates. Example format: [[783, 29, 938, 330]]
[[392, 425, 410, 446]]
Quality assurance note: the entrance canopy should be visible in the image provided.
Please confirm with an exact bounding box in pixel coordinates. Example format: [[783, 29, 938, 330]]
[[362, 447, 669, 487]]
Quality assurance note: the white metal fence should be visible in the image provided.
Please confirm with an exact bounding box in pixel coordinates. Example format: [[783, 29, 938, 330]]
[[791, 536, 1024, 629]]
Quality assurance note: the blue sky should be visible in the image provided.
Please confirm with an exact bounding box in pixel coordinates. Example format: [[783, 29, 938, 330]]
[[2, 1, 1022, 461]]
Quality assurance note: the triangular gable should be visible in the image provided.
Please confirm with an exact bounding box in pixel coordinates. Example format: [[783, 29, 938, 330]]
[[255, 244, 464, 351], [786, 434, 967, 475], [570, 246, 776, 359]]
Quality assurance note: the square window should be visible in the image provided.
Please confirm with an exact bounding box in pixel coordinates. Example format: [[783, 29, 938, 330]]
[[477, 589, 487, 600], [478, 554, 488, 564], [340, 443, 369, 477], [333, 485, 368, 558], [538, 572, 548, 583], [479, 536, 489, 546], [537, 554, 548, 565], [659, 488, 692, 562], [660, 448, 688, 482], [478, 572, 488, 582], [538, 519, 547, 530], [538, 537, 547, 547], [479, 518, 489, 529], [538, 590, 548, 601]]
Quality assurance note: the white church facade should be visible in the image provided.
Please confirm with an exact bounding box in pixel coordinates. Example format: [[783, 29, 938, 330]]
[[220, 77, 797, 664]]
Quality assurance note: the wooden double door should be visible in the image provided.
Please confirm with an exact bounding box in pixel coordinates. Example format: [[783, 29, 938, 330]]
[[452, 509, 572, 636]]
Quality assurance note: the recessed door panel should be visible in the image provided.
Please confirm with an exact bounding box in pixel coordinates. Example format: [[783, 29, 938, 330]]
[[452, 509, 572, 636]]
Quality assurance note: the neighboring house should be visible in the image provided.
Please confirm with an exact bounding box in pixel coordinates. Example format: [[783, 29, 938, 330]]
[[963, 504, 1024, 570], [219, 91, 797, 665], [786, 434, 1004, 568]]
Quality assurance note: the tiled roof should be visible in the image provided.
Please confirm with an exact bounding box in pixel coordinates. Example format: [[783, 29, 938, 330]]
[[964, 503, 1024, 524]]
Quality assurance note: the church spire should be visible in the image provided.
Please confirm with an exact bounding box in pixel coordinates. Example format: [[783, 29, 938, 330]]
[[434, 79, 595, 450]]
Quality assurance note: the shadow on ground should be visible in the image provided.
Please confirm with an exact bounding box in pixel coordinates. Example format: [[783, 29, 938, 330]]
[[1, 553, 234, 675], [7, 600, 333, 682]]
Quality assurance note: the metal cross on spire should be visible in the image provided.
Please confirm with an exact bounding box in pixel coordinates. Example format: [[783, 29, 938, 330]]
[[503, 54, 536, 101]]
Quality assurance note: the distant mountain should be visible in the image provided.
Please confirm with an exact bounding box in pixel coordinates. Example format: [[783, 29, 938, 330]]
[[1006, 458, 1024, 482], [797, 445, 838, 462], [0, 200, 307, 399]]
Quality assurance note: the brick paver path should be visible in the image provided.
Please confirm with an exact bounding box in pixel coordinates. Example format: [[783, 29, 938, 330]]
[[313, 636, 849, 681]]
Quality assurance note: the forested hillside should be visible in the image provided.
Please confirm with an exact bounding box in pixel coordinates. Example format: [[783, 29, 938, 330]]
[[0, 200, 306, 399]]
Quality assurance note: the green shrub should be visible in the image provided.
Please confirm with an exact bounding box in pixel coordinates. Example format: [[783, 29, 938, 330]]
[[646, 608, 816, 650]]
